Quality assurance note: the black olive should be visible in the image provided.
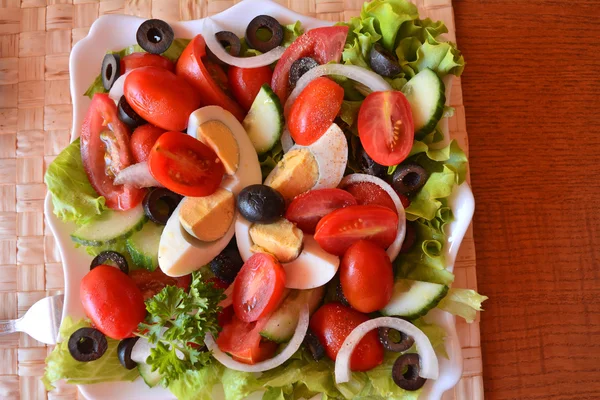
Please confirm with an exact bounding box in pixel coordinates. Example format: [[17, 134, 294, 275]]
[[391, 163, 429, 196], [68, 327, 108, 362], [303, 329, 325, 361], [392, 353, 427, 391], [245, 15, 284, 53], [210, 239, 244, 284], [90, 250, 129, 274], [207, 31, 243, 65], [117, 337, 139, 370], [101, 53, 121, 90], [237, 184, 285, 223], [400, 222, 417, 254], [143, 188, 183, 225], [378, 327, 415, 352], [288, 57, 319, 88], [118, 96, 146, 130], [359, 147, 387, 179], [369, 43, 402, 78], [136, 19, 174, 54], [336, 279, 350, 307]]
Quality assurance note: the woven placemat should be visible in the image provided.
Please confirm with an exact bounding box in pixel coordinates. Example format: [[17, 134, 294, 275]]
[[0, 0, 482, 399]]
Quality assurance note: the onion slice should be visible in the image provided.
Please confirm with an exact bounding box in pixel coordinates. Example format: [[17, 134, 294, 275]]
[[108, 71, 131, 102], [219, 283, 233, 308], [204, 18, 285, 68], [334, 316, 439, 384], [281, 128, 294, 153], [205, 305, 309, 372], [114, 162, 163, 188], [339, 174, 406, 261]]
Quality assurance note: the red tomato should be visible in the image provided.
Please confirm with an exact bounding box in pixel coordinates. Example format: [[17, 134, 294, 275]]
[[207, 277, 229, 290], [398, 193, 410, 209], [217, 305, 235, 327], [288, 77, 344, 146], [232, 253, 286, 323], [228, 66, 273, 111], [80, 94, 145, 210], [80, 265, 146, 339], [344, 181, 396, 213], [124, 66, 201, 131], [176, 35, 245, 121], [272, 26, 348, 103], [129, 268, 192, 301], [340, 240, 394, 313], [314, 205, 398, 256], [216, 314, 278, 364], [130, 124, 165, 163], [121, 53, 175, 73], [358, 91, 414, 166], [147, 131, 224, 197], [309, 303, 383, 371], [285, 189, 357, 234]]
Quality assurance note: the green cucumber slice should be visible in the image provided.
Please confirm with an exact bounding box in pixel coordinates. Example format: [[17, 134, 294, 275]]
[[243, 84, 283, 154], [137, 363, 161, 388], [126, 221, 164, 271], [402, 68, 446, 138], [381, 279, 449, 320], [71, 204, 146, 247]]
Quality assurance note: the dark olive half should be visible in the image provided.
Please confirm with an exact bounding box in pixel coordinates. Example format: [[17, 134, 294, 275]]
[[245, 15, 283, 53], [117, 337, 140, 370], [392, 353, 427, 391], [68, 327, 108, 362], [101, 53, 121, 90], [369, 43, 402, 78], [136, 19, 174, 54], [400, 222, 417, 254], [118, 96, 146, 130], [303, 329, 325, 361], [90, 251, 129, 274], [143, 187, 183, 225], [391, 163, 429, 196], [210, 239, 244, 284], [237, 184, 285, 223], [378, 327, 415, 352], [207, 31, 243, 65], [359, 147, 387, 179], [289, 57, 319, 88]]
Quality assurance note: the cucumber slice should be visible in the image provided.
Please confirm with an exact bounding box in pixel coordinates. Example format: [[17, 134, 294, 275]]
[[381, 279, 449, 320], [243, 84, 283, 154], [402, 68, 446, 138], [126, 221, 164, 271], [137, 363, 162, 388], [71, 204, 147, 246]]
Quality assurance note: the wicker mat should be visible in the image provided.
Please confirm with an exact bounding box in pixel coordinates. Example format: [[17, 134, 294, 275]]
[[0, 0, 482, 399]]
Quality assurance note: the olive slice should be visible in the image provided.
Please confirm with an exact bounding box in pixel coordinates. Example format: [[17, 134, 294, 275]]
[[90, 251, 129, 275], [117, 337, 140, 370], [392, 353, 427, 391], [210, 239, 244, 284], [303, 329, 325, 361], [245, 15, 284, 53], [118, 96, 146, 130], [369, 43, 402, 78], [378, 327, 415, 352], [207, 31, 242, 65], [101, 53, 121, 90], [391, 163, 429, 196], [359, 147, 387, 179], [288, 57, 319, 88], [68, 327, 108, 362], [143, 187, 183, 225], [237, 184, 285, 223], [136, 19, 174, 54]]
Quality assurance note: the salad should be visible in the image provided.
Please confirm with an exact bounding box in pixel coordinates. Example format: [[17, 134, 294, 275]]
[[43, 1, 487, 399]]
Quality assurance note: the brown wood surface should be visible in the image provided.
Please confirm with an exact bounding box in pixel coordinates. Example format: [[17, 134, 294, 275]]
[[453, 1, 600, 399]]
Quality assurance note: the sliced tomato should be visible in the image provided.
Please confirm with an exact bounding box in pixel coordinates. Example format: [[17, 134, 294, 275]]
[[344, 181, 396, 213], [129, 268, 192, 301], [216, 314, 278, 364], [357, 91, 414, 166], [80, 94, 145, 210], [286, 189, 357, 234], [228, 66, 273, 111], [147, 131, 224, 197], [121, 53, 175, 73], [176, 35, 245, 121], [217, 305, 235, 327], [232, 253, 286, 323], [271, 26, 348, 103], [130, 124, 165, 163], [314, 205, 398, 256]]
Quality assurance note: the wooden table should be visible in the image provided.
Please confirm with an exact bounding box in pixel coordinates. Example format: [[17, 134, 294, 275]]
[[454, 1, 600, 398]]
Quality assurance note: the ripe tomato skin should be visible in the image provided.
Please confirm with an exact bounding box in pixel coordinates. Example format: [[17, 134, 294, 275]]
[[129, 268, 191, 301], [124, 66, 201, 131], [130, 124, 165, 163], [340, 240, 394, 313], [217, 314, 278, 364], [286, 189, 357, 234], [228, 66, 273, 111], [358, 91, 414, 166], [309, 302, 384, 371], [232, 253, 286, 323], [344, 181, 396, 213], [121, 53, 175, 73], [148, 131, 225, 197], [80, 265, 147, 340], [314, 205, 398, 256], [288, 77, 344, 146]]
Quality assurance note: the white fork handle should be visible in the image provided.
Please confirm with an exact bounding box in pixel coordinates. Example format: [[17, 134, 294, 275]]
[[0, 319, 20, 335]]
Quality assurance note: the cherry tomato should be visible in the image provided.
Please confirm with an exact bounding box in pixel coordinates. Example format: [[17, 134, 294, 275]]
[[216, 314, 278, 364], [344, 181, 396, 213], [129, 268, 192, 301], [148, 131, 225, 197], [285, 189, 357, 234], [80, 265, 146, 339], [80, 94, 145, 210], [272, 26, 348, 103], [340, 240, 394, 313], [124, 66, 201, 131], [288, 77, 344, 146], [309, 302, 383, 371], [176, 35, 245, 121], [232, 253, 286, 323], [314, 205, 398, 256], [358, 91, 414, 166], [398, 193, 410, 209], [228, 66, 273, 111], [121, 53, 175, 73], [130, 124, 165, 163]]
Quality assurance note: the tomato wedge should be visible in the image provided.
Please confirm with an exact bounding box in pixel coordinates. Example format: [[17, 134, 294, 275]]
[[228, 66, 273, 111], [286, 189, 357, 234], [129, 269, 191, 301], [147, 131, 224, 197], [357, 91, 414, 166], [121, 53, 175, 73], [216, 314, 278, 364], [314, 205, 398, 256], [232, 253, 286, 323], [343, 181, 396, 213]]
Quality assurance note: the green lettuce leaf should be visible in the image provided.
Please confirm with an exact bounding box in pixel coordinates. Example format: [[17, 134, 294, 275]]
[[360, 0, 418, 51], [438, 288, 488, 323], [283, 21, 304, 47], [258, 141, 284, 180], [168, 365, 223, 400]]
